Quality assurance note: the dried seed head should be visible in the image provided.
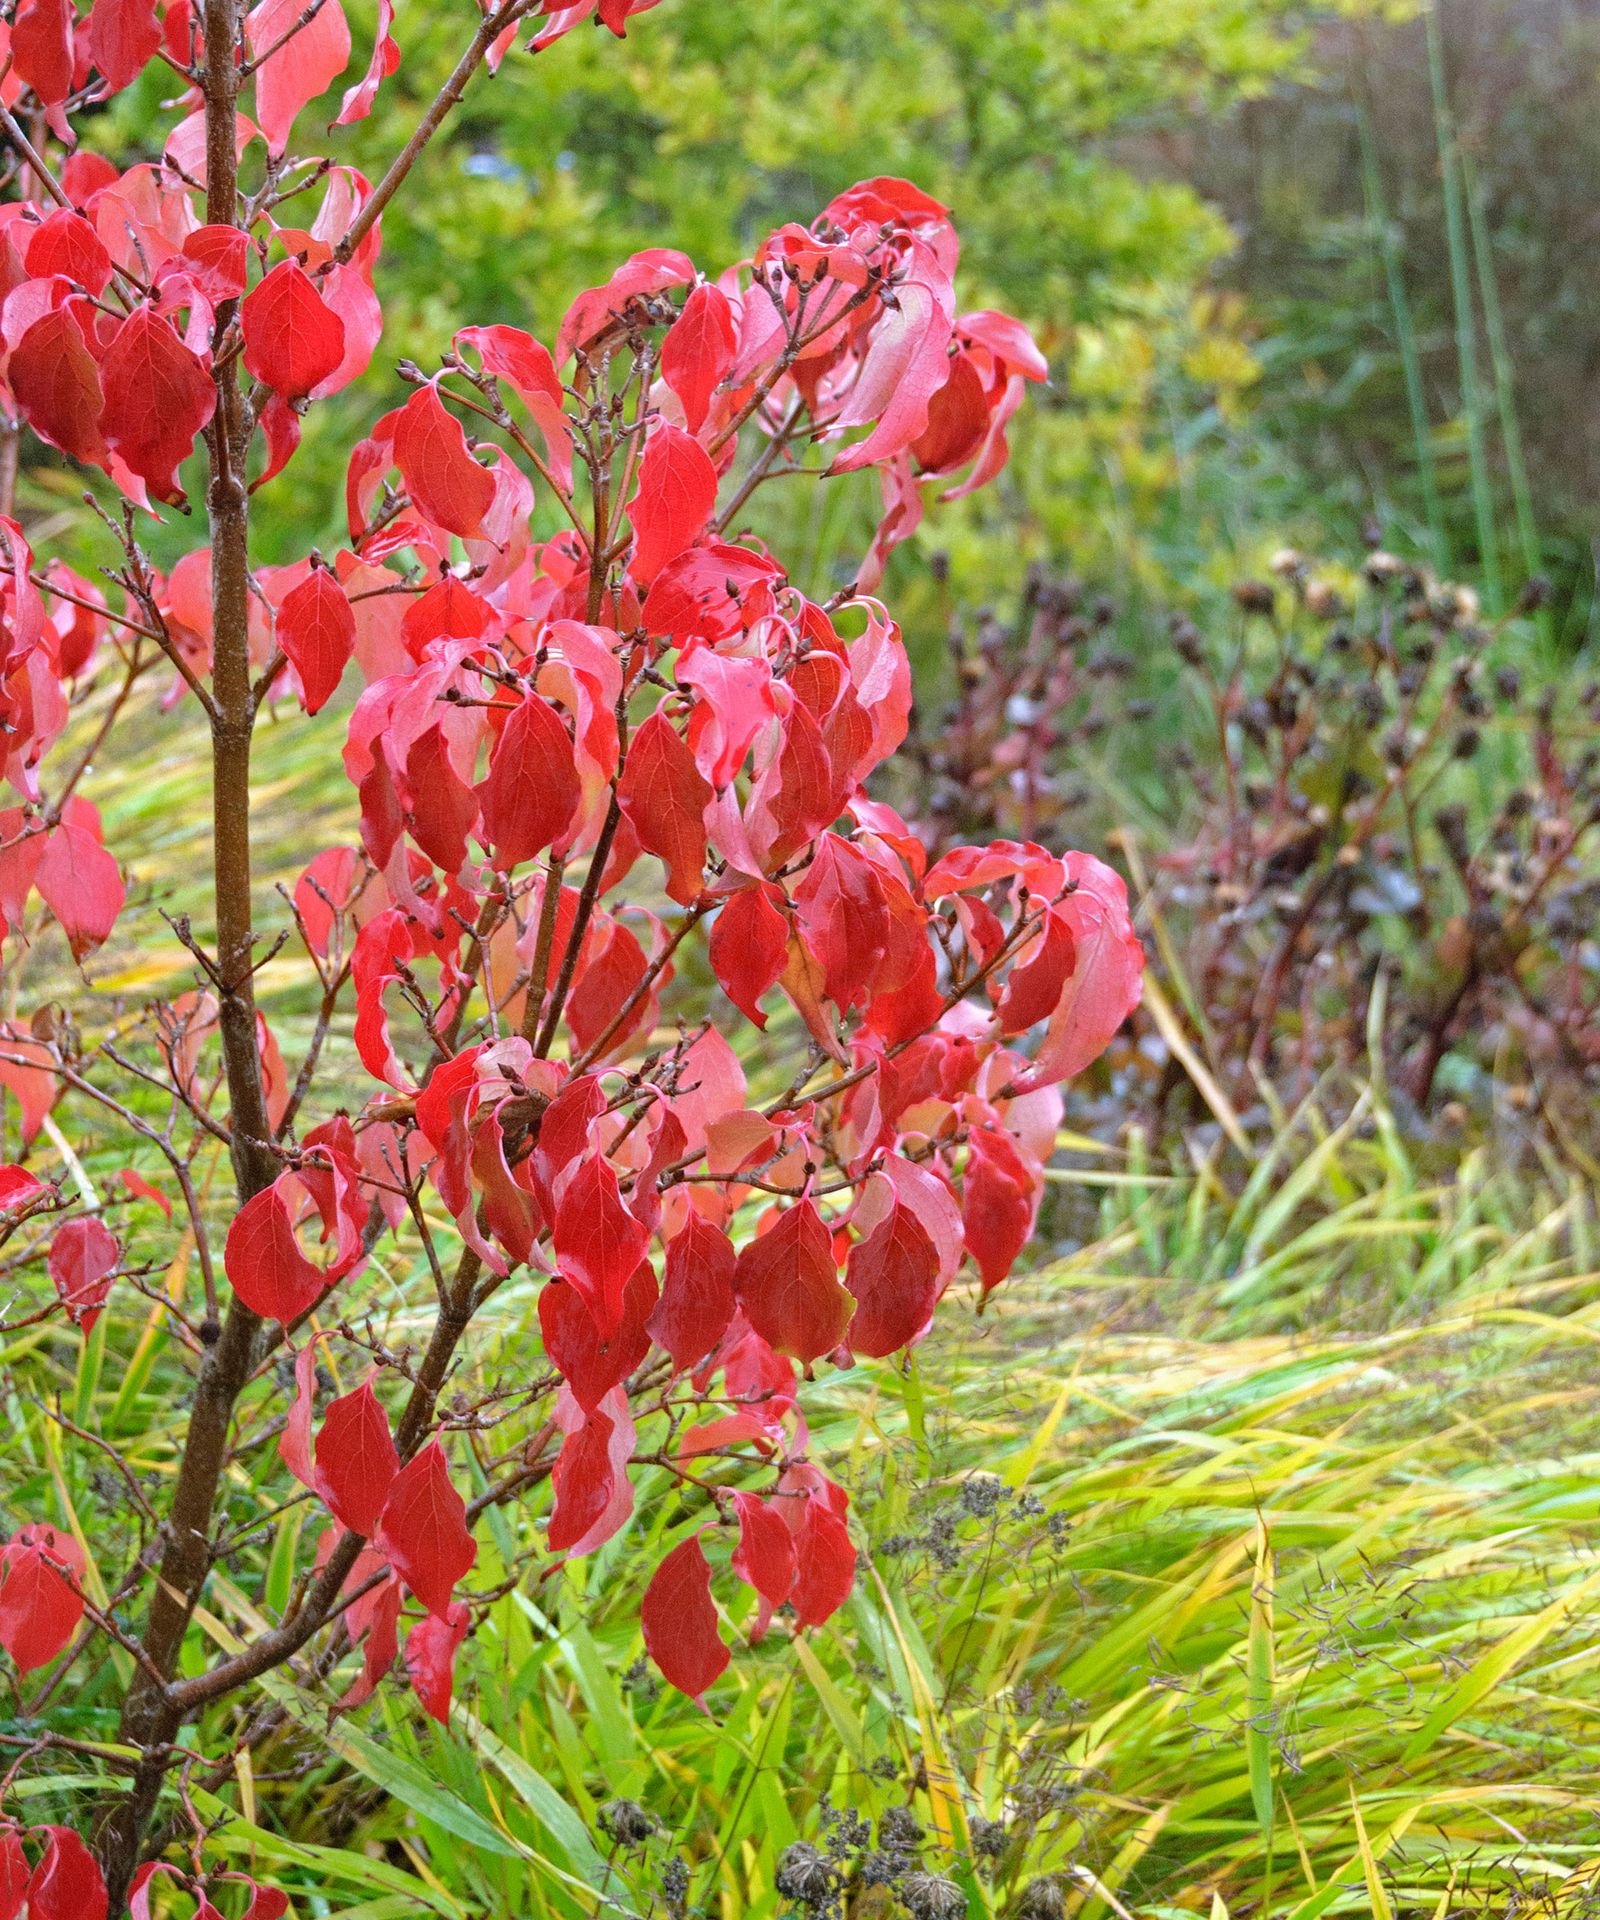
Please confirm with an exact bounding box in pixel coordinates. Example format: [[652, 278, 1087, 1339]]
[[1014, 1876, 1065, 1920], [598, 1798, 654, 1847], [898, 1870, 967, 1919], [776, 1842, 836, 1907]]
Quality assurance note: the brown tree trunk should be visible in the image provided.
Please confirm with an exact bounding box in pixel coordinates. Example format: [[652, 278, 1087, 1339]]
[[96, 0, 278, 1898]]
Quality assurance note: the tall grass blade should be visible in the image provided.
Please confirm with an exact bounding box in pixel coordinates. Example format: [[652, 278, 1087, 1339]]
[[1426, 0, 1501, 610]]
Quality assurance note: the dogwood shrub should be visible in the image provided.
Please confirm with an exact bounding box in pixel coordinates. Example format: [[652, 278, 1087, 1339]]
[[0, 0, 1141, 1905]]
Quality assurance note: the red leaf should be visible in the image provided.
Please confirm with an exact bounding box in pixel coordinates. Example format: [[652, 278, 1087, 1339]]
[[552, 1156, 647, 1337], [254, 393, 303, 489], [249, 0, 352, 153], [0, 1025, 56, 1144], [733, 1199, 853, 1363], [24, 212, 113, 296], [661, 283, 736, 436], [405, 1600, 469, 1724], [403, 724, 478, 873], [0, 1535, 84, 1673], [547, 1405, 617, 1552], [11, 0, 73, 104], [375, 1441, 476, 1618], [241, 259, 348, 401], [790, 1498, 856, 1627], [225, 1179, 327, 1323], [392, 384, 494, 540], [47, 1216, 119, 1330], [540, 1262, 655, 1413], [708, 883, 788, 1028], [616, 710, 711, 905], [316, 1380, 400, 1536], [961, 1126, 1036, 1295], [476, 693, 580, 867], [349, 1561, 403, 1704], [10, 310, 110, 472], [641, 1534, 727, 1702], [0, 1165, 49, 1212], [99, 307, 216, 506], [793, 836, 889, 1012], [565, 917, 654, 1060], [277, 565, 355, 714], [35, 801, 125, 961], [0, 1830, 28, 1920], [994, 907, 1075, 1036], [88, 0, 162, 90], [179, 226, 249, 305], [293, 844, 362, 955], [730, 1490, 796, 1607], [118, 1167, 172, 1217], [648, 1211, 736, 1370], [627, 423, 717, 585], [241, 1883, 291, 1920], [844, 1192, 940, 1358], [25, 1828, 105, 1920]]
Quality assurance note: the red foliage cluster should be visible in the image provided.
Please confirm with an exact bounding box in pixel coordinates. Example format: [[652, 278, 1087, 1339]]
[[0, 0, 1141, 1902]]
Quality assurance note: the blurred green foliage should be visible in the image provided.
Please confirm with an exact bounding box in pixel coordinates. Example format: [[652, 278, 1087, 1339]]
[[63, 0, 1391, 615]]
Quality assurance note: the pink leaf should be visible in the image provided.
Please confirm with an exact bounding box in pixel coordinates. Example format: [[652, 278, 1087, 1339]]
[[35, 801, 125, 961], [88, 0, 162, 91], [1019, 855, 1144, 1087], [335, 0, 398, 123], [828, 278, 954, 476], [250, 0, 352, 154], [181, 226, 251, 302], [556, 248, 695, 364]]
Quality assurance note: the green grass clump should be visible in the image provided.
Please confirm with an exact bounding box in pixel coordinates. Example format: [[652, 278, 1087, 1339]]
[[67, 1094, 1584, 1920]]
